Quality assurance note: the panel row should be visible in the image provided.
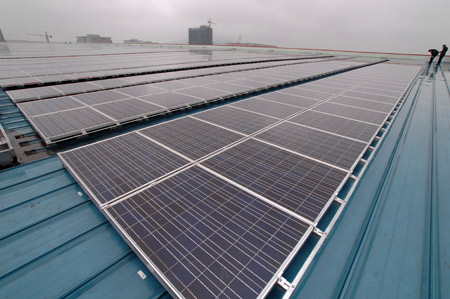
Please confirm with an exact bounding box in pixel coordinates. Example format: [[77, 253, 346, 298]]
[[19, 59, 367, 144]]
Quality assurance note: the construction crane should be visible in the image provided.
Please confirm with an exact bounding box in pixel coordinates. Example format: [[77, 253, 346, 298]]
[[207, 18, 217, 28], [27, 31, 52, 43]]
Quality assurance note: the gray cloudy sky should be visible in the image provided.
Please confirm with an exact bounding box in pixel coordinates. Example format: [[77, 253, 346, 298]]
[[1, 0, 449, 54]]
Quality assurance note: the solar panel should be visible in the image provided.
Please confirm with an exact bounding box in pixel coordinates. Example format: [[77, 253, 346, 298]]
[[311, 102, 388, 125], [231, 98, 304, 119], [105, 166, 310, 298], [175, 86, 229, 100], [281, 87, 332, 100], [255, 122, 367, 170], [342, 90, 399, 104], [18, 96, 85, 117], [139, 117, 244, 160], [201, 139, 348, 222], [140, 92, 200, 108], [59, 133, 189, 205], [30, 107, 114, 142], [72, 90, 130, 105], [257, 92, 320, 108], [193, 106, 279, 135], [289, 110, 379, 143], [328, 95, 394, 113], [118, 84, 166, 97], [93, 98, 164, 121]]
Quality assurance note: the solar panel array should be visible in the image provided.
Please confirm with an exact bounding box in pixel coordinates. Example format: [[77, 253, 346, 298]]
[[18, 59, 367, 144], [0, 49, 307, 88], [59, 62, 421, 298], [6, 60, 305, 102]]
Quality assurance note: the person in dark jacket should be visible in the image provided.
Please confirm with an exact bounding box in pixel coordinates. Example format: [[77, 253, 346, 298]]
[[428, 49, 439, 64], [437, 44, 448, 66]]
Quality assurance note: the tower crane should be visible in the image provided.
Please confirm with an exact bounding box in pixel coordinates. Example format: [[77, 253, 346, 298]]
[[27, 31, 52, 43], [207, 18, 217, 28]]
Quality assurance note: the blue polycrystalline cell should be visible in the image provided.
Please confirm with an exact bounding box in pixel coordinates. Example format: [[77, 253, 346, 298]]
[[257, 92, 320, 108], [72, 90, 130, 105], [59, 133, 189, 205], [342, 90, 399, 104], [231, 98, 304, 119], [201, 139, 348, 222], [18, 96, 85, 117], [175, 86, 230, 100], [118, 84, 166, 97], [92, 98, 164, 121], [30, 107, 114, 141], [106, 166, 309, 298], [140, 92, 202, 108], [255, 122, 367, 170], [289, 110, 379, 143], [193, 106, 279, 135], [328, 96, 394, 113], [311, 102, 388, 125], [140, 117, 244, 160]]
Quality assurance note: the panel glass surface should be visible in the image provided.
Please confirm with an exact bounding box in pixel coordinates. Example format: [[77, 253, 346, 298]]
[[59, 133, 189, 205], [342, 90, 399, 104], [193, 106, 279, 135], [312, 102, 388, 125], [201, 139, 347, 222], [140, 117, 244, 160], [255, 122, 366, 170], [289, 110, 379, 143], [93, 98, 164, 121], [231, 98, 304, 119], [329, 96, 394, 113], [140, 92, 200, 108], [73, 90, 130, 105], [18, 96, 85, 117], [258, 92, 320, 108], [107, 166, 309, 298], [30, 107, 114, 140]]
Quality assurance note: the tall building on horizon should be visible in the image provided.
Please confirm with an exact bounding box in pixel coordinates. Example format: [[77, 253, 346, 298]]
[[188, 25, 213, 45]]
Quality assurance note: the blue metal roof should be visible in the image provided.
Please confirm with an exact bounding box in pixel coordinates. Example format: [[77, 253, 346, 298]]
[[1, 62, 449, 298], [0, 156, 169, 298]]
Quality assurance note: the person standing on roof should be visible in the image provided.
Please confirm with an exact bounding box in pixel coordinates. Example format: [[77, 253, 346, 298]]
[[437, 44, 448, 66], [428, 49, 439, 64]]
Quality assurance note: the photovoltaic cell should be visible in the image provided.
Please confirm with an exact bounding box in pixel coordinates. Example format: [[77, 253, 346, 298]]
[[258, 92, 320, 108], [18, 96, 85, 117], [59, 133, 189, 205], [329, 96, 394, 113], [30, 107, 114, 141], [140, 117, 244, 160], [342, 90, 399, 104], [231, 98, 304, 119], [281, 87, 332, 100], [140, 92, 200, 108], [93, 98, 164, 121], [118, 84, 166, 97], [193, 106, 279, 135], [72, 90, 130, 105], [175, 87, 229, 100], [289, 110, 379, 143], [255, 122, 367, 170], [201, 139, 347, 222], [106, 166, 309, 298], [312, 102, 388, 125]]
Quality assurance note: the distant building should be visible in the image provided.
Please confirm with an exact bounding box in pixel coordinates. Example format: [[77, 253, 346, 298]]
[[77, 34, 112, 44], [124, 39, 144, 44], [0, 29, 5, 43], [188, 25, 213, 45]]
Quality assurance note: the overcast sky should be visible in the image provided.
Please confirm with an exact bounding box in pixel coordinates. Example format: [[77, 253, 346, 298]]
[[1, 0, 449, 54]]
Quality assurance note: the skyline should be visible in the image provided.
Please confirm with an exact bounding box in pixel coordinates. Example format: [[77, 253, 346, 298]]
[[1, 0, 449, 54]]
